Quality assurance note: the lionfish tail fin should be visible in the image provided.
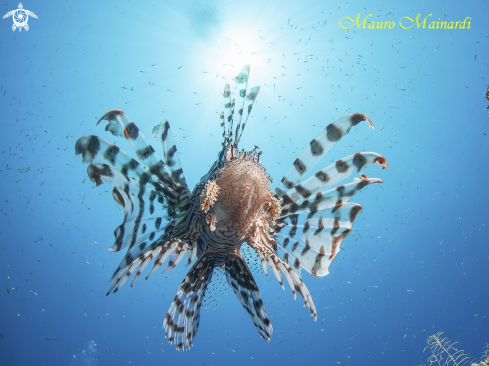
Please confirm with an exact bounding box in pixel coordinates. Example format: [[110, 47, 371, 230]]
[[224, 253, 273, 341], [164, 251, 216, 351], [220, 65, 260, 147]]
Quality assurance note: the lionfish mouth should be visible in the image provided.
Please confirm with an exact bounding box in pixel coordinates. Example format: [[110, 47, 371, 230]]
[[75, 64, 388, 351]]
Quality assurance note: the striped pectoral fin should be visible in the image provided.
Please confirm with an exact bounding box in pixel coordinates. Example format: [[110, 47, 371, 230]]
[[111, 215, 168, 253], [85, 163, 170, 252], [276, 114, 375, 196], [160, 241, 190, 273], [96, 109, 184, 195], [164, 251, 216, 351], [224, 253, 273, 341], [152, 121, 189, 192], [273, 202, 363, 276], [274, 230, 349, 277], [281, 152, 388, 203], [75, 135, 176, 199], [107, 239, 195, 296], [87, 163, 165, 202], [279, 177, 382, 216], [107, 242, 163, 294], [272, 245, 317, 315], [276, 202, 361, 231], [247, 240, 317, 321]]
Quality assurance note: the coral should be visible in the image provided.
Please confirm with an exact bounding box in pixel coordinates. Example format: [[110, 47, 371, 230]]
[[424, 332, 470, 366], [423, 332, 489, 366]]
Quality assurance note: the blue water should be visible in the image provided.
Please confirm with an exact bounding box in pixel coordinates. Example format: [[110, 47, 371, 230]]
[[1, 0, 488, 365]]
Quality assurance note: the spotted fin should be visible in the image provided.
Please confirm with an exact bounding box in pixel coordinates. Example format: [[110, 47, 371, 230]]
[[97, 110, 179, 188], [273, 203, 362, 276], [274, 114, 388, 278], [109, 188, 169, 252], [152, 121, 189, 192], [95, 109, 190, 209], [75, 111, 195, 299], [231, 65, 261, 144], [107, 239, 192, 295], [85, 163, 169, 252], [220, 65, 260, 146], [280, 152, 388, 203], [275, 113, 374, 196], [221, 82, 233, 140], [276, 202, 361, 232], [247, 239, 317, 321], [224, 253, 273, 341], [279, 177, 382, 217], [75, 135, 181, 206], [164, 251, 216, 351]]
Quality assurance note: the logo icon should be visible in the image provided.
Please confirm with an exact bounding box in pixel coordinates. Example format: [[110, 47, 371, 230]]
[[3, 3, 38, 32]]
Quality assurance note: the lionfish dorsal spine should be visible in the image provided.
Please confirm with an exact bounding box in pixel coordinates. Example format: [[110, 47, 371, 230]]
[[219, 65, 260, 148]]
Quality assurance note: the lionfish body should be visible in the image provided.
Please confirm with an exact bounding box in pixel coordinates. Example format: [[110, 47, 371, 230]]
[[75, 65, 388, 350]]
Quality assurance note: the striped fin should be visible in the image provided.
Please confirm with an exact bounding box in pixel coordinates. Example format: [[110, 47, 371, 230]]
[[275, 232, 347, 277], [75, 135, 178, 201], [107, 243, 164, 295], [110, 188, 168, 252], [164, 251, 216, 351], [111, 215, 168, 253], [222, 83, 233, 141], [107, 239, 192, 295], [219, 65, 260, 147], [96, 109, 187, 198], [152, 121, 189, 191], [276, 114, 375, 196], [275, 245, 302, 276], [85, 163, 169, 252], [280, 177, 382, 216], [233, 65, 260, 145], [224, 253, 273, 341], [275, 203, 360, 231], [280, 152, 388, 203], [86, 163, 165, 202], [161, 241, 189, 274], [231, 65, 249, 143], [272, 243, 323, 305], [247, 239, 317, 321], [236, 85, 260, 145], [273, 203, 363, 276]]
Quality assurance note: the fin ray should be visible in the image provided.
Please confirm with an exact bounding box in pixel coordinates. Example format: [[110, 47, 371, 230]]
[[276, 114, 375, 196]]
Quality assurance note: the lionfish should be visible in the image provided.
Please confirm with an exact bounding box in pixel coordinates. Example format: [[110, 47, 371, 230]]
[[75, 65, 388, 350]]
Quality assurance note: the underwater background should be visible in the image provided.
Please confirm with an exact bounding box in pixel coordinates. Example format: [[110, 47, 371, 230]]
[[1, 0, 488, 365]]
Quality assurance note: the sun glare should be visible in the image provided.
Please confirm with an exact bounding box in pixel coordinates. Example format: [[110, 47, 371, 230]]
[[211, 31, 267, 72]]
